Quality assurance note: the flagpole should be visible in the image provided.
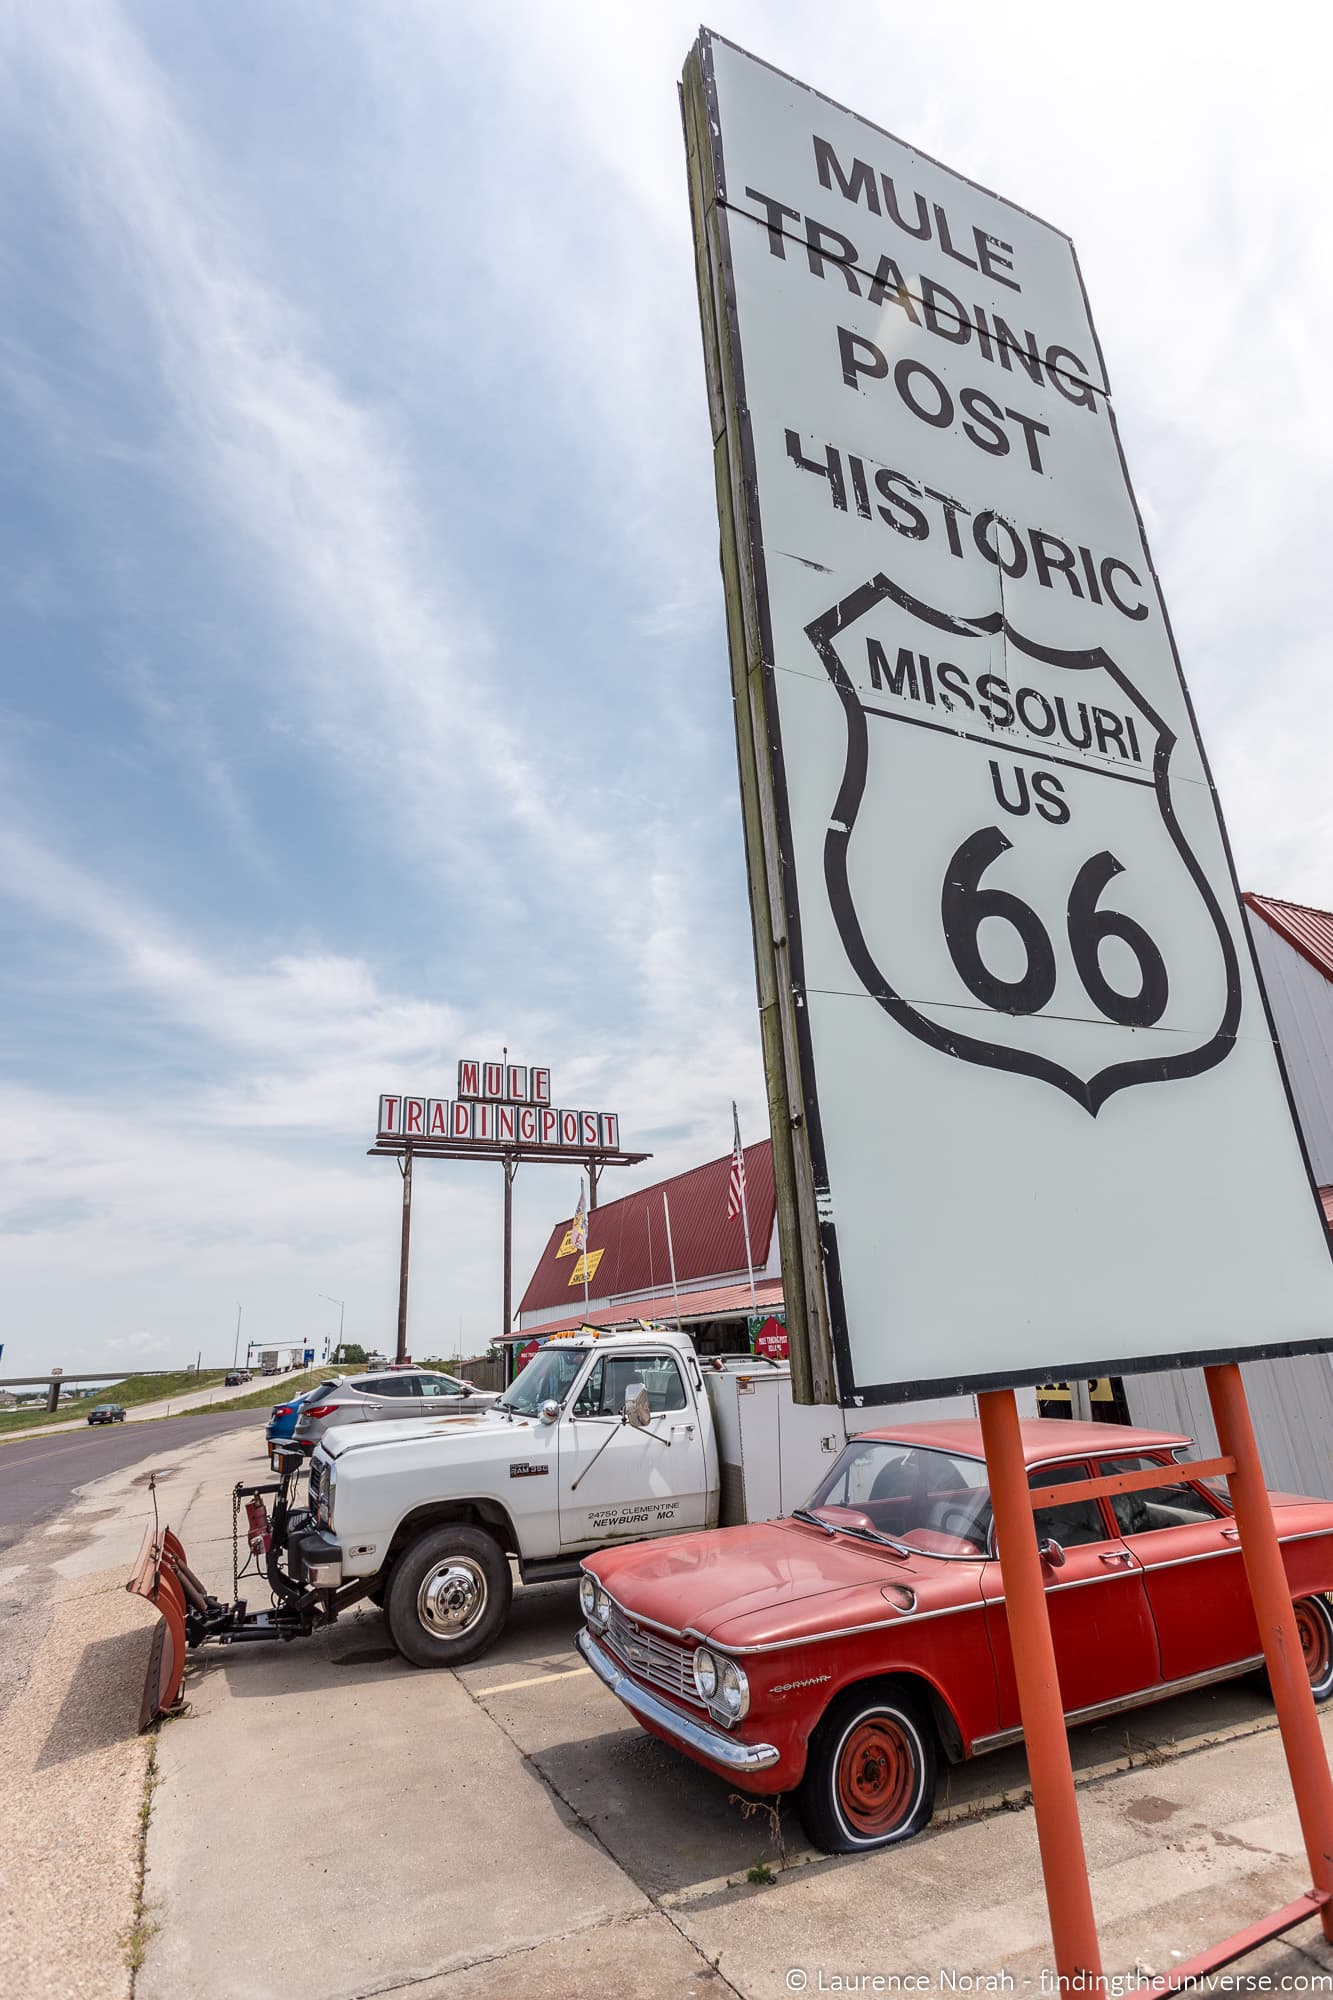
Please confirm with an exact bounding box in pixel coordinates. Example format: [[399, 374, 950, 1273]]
[[733, 1100, 757, 1314], [581, 1176, 590, 1315], [663, 1192, 683, 1331]]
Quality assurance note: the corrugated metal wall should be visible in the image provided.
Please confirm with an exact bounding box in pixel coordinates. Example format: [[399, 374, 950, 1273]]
[[1121, 913, 1333, 1494], [1249, 914, 1333, 1182], [1122, 1354, 1333, 1498]]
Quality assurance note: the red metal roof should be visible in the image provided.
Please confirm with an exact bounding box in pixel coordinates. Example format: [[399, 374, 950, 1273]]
[[506, 1277, 785, 1342], [1322, 1188, 1333, 1229], [518, 1141, 776, 1318], [1244, 892, 1333, 986]]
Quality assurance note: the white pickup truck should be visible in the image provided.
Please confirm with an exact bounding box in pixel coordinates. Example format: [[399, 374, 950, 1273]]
[[280, 1328, 982, 1668]]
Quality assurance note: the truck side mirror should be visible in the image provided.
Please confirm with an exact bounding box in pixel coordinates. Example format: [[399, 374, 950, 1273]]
[[539, 1399, 561, 1426], [624, 1383, 651, 1429]]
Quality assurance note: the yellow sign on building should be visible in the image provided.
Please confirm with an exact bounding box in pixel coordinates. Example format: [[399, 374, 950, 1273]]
[[568, 1248, 605, 1287]]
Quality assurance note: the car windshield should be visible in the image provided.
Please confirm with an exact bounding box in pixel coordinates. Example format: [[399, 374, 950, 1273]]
[[806, 1441, 992, 1556], [496, 1346, 588, 1417]]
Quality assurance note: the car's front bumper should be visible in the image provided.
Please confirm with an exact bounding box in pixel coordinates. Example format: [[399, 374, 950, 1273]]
[[576, 1627, 780, 1774]]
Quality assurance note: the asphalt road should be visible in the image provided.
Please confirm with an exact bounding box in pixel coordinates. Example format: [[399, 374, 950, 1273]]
[[0, 1408, 268, 1558]]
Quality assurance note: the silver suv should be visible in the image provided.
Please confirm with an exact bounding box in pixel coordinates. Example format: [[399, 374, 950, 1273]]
[[292, 1370, 496, 1452]]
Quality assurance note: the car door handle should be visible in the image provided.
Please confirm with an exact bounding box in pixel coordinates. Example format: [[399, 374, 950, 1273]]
[[1221, 1527, 1240, 1542], [1098, 1550, 1134, 1566]]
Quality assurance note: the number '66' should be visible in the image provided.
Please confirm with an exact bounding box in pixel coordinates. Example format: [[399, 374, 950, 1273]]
[[941, 826, 1169, 1025]]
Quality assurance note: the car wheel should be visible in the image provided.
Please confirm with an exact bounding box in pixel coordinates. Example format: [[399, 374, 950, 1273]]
[[796, 1683, 937, 1853], [385, 1526, 511, 1668], [1291, 1597, 1333, 1701]]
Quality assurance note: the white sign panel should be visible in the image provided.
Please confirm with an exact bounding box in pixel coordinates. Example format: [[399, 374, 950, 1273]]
[[687, 32, 1333, 1401]]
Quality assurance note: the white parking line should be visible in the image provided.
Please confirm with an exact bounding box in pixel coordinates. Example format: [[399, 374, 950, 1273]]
[[476, 1667, 593, 1697]]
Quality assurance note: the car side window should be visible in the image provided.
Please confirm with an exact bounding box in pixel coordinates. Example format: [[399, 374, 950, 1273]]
[[419, 1377, 461, 1399], [1099, 1455, 1222, 1535], [1029, 1462, 1109, 1550], [360, 1375, 405, 1398]]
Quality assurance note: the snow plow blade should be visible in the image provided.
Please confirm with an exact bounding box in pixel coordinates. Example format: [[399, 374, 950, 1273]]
[[126, 1520, 201, 1729]]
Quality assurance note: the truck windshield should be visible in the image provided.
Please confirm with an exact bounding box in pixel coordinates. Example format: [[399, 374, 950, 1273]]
[[497, 1346, 588, 1418], [806, 1441, 991, 1557]]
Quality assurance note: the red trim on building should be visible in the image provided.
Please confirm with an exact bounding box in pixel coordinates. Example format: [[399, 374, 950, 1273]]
[[1245, 892, 1333, 987]]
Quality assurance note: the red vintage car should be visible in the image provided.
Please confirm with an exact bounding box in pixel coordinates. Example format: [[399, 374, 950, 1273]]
[[576, 1419, 1333, 1853]]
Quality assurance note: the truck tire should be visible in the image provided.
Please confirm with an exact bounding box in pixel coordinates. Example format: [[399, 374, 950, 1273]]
[[796, 1683, 937, 1853], [386, 1526, 511, 1667]]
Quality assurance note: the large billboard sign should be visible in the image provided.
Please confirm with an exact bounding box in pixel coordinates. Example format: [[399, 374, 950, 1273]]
[[377, 1060, 620, 1155], [682, 32, 1333, 1403]]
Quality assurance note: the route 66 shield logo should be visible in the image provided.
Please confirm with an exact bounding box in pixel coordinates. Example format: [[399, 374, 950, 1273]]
[[805, 571, 1242, 1116]]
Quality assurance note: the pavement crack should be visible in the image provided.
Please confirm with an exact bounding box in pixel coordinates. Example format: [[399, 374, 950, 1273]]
[[346, 1907, 672, 1997], [455, 1672, 744, 1999]]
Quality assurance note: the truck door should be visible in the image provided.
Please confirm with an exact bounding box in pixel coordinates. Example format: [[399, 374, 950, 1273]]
[[558, 1351, 709, 1548]]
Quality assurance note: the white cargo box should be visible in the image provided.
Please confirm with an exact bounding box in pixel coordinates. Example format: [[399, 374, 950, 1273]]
[[699, 1358, 1035, 1527]]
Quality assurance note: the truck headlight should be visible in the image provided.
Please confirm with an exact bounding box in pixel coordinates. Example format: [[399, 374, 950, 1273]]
[[692, 1648, 719, 1700]]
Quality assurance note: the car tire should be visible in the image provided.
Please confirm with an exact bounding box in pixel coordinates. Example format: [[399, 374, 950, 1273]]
[[386, 1526, 511, 1668], [1287, 1597, 1333, 1702], [796, 1683, 938, 1854]]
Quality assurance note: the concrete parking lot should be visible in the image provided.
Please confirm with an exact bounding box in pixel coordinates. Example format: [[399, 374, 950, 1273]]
[[8, 1422, 1333, 2000]]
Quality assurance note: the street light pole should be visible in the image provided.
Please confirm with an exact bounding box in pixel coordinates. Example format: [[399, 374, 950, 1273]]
[[318, 1293, 345, 1360], [233, 1303, 243, 1370]]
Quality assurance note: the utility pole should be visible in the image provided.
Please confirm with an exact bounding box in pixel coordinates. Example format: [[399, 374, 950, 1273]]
[[396, 1150, 413, 1364], [502, 1156, 518, 1348], [233, 1303, 243, 1370]]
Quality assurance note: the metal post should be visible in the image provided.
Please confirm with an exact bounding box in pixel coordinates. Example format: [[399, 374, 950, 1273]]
[[502, 1156, 516, 1343], [1205, 1363, 1333, 1941], [396, 1150, 413, 1365], [978, 1388, 1103, 1985], [233, 1304, 242, 1370], [587, 1158, 601, 1210]]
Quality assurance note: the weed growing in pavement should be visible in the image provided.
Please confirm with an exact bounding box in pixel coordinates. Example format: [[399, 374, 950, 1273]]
[[746, 1859, 776, 1886], [120, 1736, 161, 1984], [729, 1791, 788, 1871]]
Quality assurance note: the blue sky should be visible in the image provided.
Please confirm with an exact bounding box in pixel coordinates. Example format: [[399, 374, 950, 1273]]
[[2, 1, 1330, 1377]]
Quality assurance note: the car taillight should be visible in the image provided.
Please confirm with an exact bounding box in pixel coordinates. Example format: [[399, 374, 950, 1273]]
[[273, 1406, 293, 1418], [304, 1405, 338, 1420]]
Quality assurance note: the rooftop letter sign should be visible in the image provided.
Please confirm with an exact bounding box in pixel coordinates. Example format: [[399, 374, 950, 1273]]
[[681, 31, 1333, 1404]]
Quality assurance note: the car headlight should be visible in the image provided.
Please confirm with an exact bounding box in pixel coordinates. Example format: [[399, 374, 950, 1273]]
[[692, 1647, 719, 1700], [595, 1586, 611, 1627], [717, 1657, 750, 1721], [579, 1575, 598, 1621]]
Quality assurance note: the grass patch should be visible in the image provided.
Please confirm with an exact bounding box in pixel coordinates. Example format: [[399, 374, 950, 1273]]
[[0, 1369, 231, 1434], [215, 1369, 328, 1411]]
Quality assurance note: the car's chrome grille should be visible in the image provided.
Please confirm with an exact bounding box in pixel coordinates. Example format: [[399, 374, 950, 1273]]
[[603, 1599, 703, 1709]]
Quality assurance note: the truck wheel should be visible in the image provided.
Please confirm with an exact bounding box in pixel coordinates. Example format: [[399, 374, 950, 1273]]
[[796, 1684, 937, 1853], [386, 1527, 511, 1667]]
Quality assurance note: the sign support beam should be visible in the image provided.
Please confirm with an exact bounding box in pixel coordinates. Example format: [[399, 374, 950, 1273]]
[[1204, 1364, 1333, 1943], [395, 1149, 413, 1365], [502, 1155, 517, 1345], [978, 1387, 1103, 1985]]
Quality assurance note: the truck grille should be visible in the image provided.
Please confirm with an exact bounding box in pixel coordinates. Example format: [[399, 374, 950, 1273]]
[[604, 1599, 703, 1710], [307, 1458, 325, 1522]]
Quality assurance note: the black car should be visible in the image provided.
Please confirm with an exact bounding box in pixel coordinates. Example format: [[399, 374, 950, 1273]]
[[224, 1371, 251, 1386], [87, 1404, 126, 1425]]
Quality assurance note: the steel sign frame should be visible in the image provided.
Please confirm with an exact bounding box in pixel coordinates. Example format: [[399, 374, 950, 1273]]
[[681, 29, 1333, 1408]]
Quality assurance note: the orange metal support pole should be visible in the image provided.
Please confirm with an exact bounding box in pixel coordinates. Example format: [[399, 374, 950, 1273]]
[[978, 1388, 1103, 1986], [1205, 1363, 1333, 1943]]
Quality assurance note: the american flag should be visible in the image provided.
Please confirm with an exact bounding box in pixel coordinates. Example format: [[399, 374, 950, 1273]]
[[727, 1131, 746, 1220]]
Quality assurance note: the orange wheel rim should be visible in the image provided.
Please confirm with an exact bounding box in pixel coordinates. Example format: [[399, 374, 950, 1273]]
[[1296, 1602, 1330, 1687], [836, 1716, 916, 1836]]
